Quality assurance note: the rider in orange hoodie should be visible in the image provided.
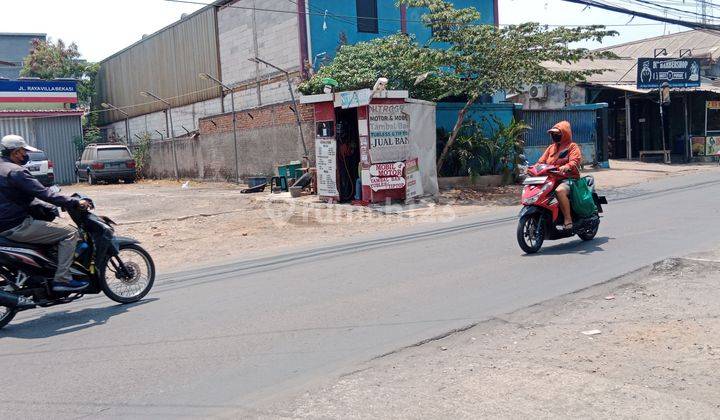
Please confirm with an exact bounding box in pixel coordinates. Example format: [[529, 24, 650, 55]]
[[537, 121, 582, 230]]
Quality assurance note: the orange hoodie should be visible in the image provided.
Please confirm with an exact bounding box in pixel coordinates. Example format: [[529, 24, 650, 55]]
[[537, 120, 582, 179]]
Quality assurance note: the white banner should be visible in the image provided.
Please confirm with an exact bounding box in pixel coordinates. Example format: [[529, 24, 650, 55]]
[[315, 138, 339, 197], [369, 104, 409, 163]]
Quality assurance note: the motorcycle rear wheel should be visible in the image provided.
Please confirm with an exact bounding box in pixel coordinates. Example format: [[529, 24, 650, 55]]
[[517, 213, 545, 254], [577, 219, 600, 241], [101, 244, 155, 304], [0, 275, 18, 330]]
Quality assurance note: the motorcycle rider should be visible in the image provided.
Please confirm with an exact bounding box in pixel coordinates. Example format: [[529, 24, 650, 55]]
[[0, 134, 90, 303], [537, 121, 582, 230]]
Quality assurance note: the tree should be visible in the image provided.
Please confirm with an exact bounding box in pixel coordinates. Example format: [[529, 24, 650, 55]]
[[299, 34, 444, 100], [21, 38, 97, 109], [22, 38, 100, 147], [300, 1, 617, 171], [400, 0, 617, 170]]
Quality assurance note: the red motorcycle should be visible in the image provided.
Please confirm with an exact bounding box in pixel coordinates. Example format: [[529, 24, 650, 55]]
[[517, 163, 607, 254]]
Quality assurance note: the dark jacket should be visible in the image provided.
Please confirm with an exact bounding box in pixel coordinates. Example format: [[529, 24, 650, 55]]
[[0, 157, 78, 232]]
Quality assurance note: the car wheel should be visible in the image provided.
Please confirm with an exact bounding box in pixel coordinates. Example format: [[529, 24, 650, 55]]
[[124, 178, 135, 184]]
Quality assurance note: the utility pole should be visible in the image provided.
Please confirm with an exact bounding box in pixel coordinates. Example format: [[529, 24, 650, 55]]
[[249, 57, 309, 159], [200, 73, 240, 184], [140, 90, 179, 180]]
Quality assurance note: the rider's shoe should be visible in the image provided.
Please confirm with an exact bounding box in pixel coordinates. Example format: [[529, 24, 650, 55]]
[[15, 296, 36, 310], [52, 279, 89, 292]]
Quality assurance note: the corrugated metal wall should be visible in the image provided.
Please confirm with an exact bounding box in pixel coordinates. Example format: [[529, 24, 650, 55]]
[[96, 7, 221, 125], [519, 109, 598, 165], [32, 116, 83, 185], [0, 118, 34, 141]]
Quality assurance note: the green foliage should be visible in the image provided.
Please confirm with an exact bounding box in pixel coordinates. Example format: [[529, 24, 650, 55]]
[[441, 117, 529, 178], [21, 38, 98, 108], [132, 134, 152, 178], [22, 38, 101, 153], [299, 34, 444, 100]]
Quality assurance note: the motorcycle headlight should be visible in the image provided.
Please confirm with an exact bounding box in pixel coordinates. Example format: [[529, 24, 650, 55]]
[[522, 183, 552, 205]]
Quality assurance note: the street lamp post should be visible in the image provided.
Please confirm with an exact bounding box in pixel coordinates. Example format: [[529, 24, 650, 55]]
[[249, 57, 308, 158], [140, 90, 179, 180], [200, 72, 240, 184], [101, 102, 130, 145]]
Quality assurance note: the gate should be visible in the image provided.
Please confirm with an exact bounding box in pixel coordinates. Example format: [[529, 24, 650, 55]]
[[519, 104, 608, 166]]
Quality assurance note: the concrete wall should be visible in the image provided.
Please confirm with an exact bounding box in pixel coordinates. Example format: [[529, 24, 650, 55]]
[[0, 33, 46, 79], [140, 101, 315, 181], [515, 83, 587, 110], [104, 97, 223, 142], [218, 0, 300, 107]]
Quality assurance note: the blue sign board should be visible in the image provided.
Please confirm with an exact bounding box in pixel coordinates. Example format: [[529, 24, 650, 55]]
[[637, 58, 701, 89]]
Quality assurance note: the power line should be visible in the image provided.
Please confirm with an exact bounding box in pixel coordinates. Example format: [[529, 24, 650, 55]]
[[561, 0, 720, 30]]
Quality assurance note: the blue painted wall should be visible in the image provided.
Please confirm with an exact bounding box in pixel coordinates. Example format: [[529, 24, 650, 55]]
[[436, 102, 519, 135], [307, 0, 495, 67]]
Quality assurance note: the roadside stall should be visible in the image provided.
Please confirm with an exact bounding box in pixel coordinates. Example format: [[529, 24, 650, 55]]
[[300, 89, 438, 204]]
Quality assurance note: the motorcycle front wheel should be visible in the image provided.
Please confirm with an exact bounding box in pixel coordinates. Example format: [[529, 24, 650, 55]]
[[101, 243, 156, 304], [0, 274, 18, 330], [517, 213, 545, 254]]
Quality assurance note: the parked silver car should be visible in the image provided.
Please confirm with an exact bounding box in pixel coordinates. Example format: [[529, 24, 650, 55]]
[[76, 144, 137, 185]]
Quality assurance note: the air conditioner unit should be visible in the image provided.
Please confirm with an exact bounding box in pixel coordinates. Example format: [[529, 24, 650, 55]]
[[528, 84, 548, 101]]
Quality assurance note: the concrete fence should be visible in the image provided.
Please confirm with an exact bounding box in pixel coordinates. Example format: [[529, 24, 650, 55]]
[[139, 101, 315, 181]]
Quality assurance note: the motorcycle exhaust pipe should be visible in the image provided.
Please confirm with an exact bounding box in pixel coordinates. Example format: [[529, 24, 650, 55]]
[[0, 290, 21, 308]]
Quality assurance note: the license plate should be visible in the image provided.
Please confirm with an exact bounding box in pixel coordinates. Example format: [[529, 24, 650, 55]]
[[522, 176, 548, 185], [27, 165, 40, 172]]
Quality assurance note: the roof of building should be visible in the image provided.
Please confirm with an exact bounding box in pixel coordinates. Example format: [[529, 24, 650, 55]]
[[0, 109, 84, 117], [0, 32, 47, 38], [99, 0, 235, 64], [543, 30, 720, 94], [596, 29, 720, 61]]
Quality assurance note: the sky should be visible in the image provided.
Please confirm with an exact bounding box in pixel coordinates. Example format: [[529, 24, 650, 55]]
[[1, 0, 692, 62]]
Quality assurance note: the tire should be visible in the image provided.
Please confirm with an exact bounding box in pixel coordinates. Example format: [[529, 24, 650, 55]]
[[88, 171, 96, 185], [517, 213, 545, 254], [101, 243, 155, 304], [0, 306, 17, 330], [578, 220, 600, 241], [124, 178, 135, 184], [0, 275, 18, 330]]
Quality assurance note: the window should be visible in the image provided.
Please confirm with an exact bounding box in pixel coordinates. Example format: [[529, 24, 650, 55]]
[[356, 0, 378, 34], [97, 148, 132, 160], [27, 151, 47, 162]]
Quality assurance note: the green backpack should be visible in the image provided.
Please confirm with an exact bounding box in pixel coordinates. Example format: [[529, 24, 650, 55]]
[[568, 177, 597, 217]]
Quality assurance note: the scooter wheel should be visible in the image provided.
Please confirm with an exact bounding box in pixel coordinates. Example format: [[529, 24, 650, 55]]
[[517, 213, 545, 254]]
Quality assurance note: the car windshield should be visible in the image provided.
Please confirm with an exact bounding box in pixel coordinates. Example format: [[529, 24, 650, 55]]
[[97, 148, 131, 160], [27, 151, 47, 162]]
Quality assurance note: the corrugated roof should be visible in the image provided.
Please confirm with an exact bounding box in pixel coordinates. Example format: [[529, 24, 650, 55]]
[[596, 29, 720, 61], [0, 109, 84, 117]]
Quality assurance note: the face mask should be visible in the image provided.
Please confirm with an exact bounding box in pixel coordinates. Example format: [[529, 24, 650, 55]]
[[551, 133, 562, 143], [13, 151, 29, 166]]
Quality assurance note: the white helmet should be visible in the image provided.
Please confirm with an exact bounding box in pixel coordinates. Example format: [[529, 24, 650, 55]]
[[1, 135, 33, 157]]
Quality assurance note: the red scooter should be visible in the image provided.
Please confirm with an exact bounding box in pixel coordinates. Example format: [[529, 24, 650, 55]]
[[517, 163, 607, 254]]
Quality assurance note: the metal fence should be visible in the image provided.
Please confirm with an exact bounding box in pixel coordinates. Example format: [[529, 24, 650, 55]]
[[519, 105, 608, 165]]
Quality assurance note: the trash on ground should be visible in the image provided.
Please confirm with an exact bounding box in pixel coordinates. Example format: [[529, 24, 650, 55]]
[[604, 295, 616, 300], [581, 329, 602, 336], [181, 181, 190, 190]]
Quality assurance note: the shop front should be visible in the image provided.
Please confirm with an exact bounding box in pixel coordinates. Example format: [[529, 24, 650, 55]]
[[300, 90, 438, 204]]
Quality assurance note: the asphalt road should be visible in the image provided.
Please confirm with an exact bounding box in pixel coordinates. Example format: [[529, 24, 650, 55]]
[[2, 171, 720, 419]]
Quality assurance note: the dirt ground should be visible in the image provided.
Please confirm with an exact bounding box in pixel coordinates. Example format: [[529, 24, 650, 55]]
[[262, 251, 720, 419], [66, 161, 717, 272]]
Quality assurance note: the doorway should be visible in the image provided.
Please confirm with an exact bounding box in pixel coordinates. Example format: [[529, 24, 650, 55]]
[[335, 108, 360, 202]]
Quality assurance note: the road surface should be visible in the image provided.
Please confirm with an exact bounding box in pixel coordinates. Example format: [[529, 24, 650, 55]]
[[1, 171, 720, 419]]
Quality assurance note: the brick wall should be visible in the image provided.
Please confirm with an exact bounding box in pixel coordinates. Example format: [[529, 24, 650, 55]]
[[199, 101, 314, 135]]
